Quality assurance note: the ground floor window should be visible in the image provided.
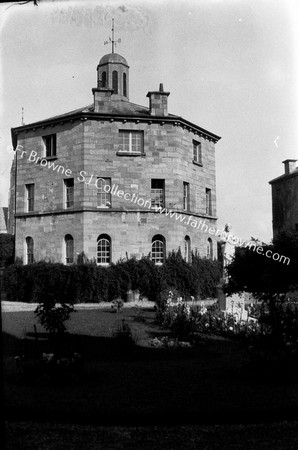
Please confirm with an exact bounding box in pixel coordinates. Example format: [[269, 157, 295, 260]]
[[65, 234, 74, 264], [26, 236, 34, 264], [152, 235, 165, 264], [97, 234, 111, 264]]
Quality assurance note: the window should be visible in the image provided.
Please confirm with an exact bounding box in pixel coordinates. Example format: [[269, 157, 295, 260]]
[[193, 140, 202, 164], [151, 179, 165, 208], [65, 234, 74, 264], [207, 238, 213, 259], [102, 71, 106, 88], [295, 223, 298, 232], [183, 182, 190, 211], [112, 70, 118, 94], [205, 188, 212, 215], [152, 235, 165, 264], [123, 73, 127, 97], [43, 134, 56, 158], [64, 178, 74, 208], [118, 131, 144, 154], [26, 183, 34, 212], [26, 237, 34, 264], [97, 178, 111, 208], [184, 236, 191, 263], [97, 234, 111, 265]]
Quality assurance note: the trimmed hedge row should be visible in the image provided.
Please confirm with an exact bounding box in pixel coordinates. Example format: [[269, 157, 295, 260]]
[[3, 251, 222, 303]]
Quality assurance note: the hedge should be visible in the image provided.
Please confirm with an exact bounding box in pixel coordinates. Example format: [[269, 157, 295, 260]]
[[3, 252, 222, 303]]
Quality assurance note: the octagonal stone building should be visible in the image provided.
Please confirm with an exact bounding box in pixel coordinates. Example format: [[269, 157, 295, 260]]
[[8, 51, 221, 265]]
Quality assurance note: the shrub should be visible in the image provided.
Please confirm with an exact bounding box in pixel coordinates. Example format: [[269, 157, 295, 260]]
[[0, 233, 14, 267]]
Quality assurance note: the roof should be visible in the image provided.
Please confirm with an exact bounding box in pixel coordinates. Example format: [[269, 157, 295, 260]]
[[98, 53, 129, 67], [11, 99, 221, 143], [269, 168, 298, 185]]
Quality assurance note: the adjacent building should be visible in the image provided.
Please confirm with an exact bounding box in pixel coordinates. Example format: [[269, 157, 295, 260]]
[[269, 159, 298, 238], [8, 50, 221, 265]]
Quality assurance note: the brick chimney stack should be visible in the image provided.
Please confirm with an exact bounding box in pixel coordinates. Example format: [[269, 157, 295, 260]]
[[146, 83, 170, 116], [283, 159, 297, 175]]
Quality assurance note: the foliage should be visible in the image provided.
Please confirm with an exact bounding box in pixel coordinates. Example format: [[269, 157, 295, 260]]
[[111, 298, 124, 313], [0, 233, 14, 267], [3, 252, 222, 304], [112, 319, 137, 347], [225, 232, 298, 297]]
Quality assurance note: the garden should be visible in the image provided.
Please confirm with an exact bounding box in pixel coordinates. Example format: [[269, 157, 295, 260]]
[[2, 233, 298, 447]]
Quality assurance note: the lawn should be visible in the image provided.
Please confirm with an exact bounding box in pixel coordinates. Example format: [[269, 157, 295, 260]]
[[3, 303, 298, 427]]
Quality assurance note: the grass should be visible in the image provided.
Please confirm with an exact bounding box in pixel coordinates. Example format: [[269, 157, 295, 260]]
[[3, 305, 298, 426]]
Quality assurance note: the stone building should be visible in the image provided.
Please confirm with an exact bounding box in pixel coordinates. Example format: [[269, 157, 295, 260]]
[[269, 159, 298, 238], [9, 50, 221, 265]]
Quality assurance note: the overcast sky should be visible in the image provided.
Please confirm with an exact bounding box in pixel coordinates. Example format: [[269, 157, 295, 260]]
[[1, 0, 297, 243]]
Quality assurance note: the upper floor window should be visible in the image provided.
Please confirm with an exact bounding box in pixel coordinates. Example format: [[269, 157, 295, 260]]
[[97, 178, 111, 208], [101, 71, 107, 88], [152, 234, 166, 265], [183, 182, 190, 211], [193, 140, 202, 165], [26, 236, 34, 264], [43, 134, 56, 158], [112, 71, 118, 94], [65, 234, 74, 264], [64, 178, 74, 209], [118, 131, 144, 154], [151, 179, 165, 209], [123, 73, 127, 97], [205, 188, 212, 216], [207, 238, 213, 259], [26, 183, 34, 212], [97, 234, 111, 265]]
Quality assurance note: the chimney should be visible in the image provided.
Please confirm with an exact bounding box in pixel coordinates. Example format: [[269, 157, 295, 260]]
[[282, 159, 297, 175], [146, 83, 170, 116], [92, 87, 114, 113]]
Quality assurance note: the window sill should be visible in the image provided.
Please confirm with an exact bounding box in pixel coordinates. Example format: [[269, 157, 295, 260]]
[[45, 156, 58, 160], [116, 151, 145, 157], [97, 206, 112, 209], [193, 160, 203, 167]]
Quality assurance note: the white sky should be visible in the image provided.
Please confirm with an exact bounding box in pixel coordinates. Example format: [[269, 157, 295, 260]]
[[1, 0, 298, 243]]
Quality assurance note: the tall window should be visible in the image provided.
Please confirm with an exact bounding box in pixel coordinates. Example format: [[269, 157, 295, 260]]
[[102, 71, 107, 87], [193, 140, 202, 164], [152, 235, 165, 264], [118, 131, 143, 153], [207, 238, 213, 259], [183, 182, 190, 211], [26, 236, 34, 264], [65, 234, 74, 264], [26, 183, 34, 212], [184, 236, 191, 263], [112, 71, 118, 94], [151, 179, 165, 208], [64, 178, 74, 208], [205, 188, 212, 215], [97, 178, 111, 208], [43, 134, 56, 158], [123, 73, 127, 97], [97, 234, 111, 265]]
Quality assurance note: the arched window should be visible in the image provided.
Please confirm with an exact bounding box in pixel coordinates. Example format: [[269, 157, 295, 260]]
[[152, 235, 165, 264], [184, 236, 191, 263], [97, 234, 111, 264], [26, 237, 34, 264], [65, 234, 74, 264], [112, 71, 118, 94], [101, 71, 107, 88], [207, 238, 213, 259], [123, 73, 127, 97]]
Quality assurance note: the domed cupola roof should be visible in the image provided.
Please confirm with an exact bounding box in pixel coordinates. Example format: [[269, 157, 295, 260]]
[[98, 53, 129, 67]]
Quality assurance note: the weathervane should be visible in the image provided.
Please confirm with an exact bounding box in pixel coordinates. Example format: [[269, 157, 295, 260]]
[[104, 18, 121, 53]]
